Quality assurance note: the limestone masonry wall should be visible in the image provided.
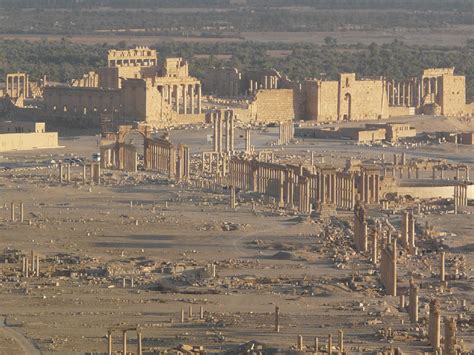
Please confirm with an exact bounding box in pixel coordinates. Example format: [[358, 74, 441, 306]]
[[254, 89, 295, 122]]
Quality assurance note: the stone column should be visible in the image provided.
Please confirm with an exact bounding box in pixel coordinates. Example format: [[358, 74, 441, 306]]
[[230, 186, 236, 209], [107, 331, 112, 355], [10, 202, 15, 222], [197, 84, 202, 114], [440, 252, 445, 283], [338, 330, 344, 353], [429, 299, 441, 350], [122, 330, 127, 355], [328, 334, 332, 355], [183, 84, 188, 114], [372, 230, 378, 264], [175, 85, 180, 113], [190, 84, 195, 114], [444, 317, 456, 355], [409, 280, 419, 323], [137, 330, 143, 355], [297, 335, 303, 351], [244, 128, 251, 153], [275, 306, 280, 332], [218, 114, 223, 153]]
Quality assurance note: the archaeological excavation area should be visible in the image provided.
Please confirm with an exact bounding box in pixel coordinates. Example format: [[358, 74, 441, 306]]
[[0, 109, 472, 355]]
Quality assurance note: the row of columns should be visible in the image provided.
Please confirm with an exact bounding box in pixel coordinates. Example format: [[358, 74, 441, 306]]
[[176, 144, 190, 181], [161, 83, 201, 115], [145, 139, 177, 178], [401, 210, 416, 254], [387, 77, 440, 107], [107, 328, 142, 355], [212, 109, 235, 153], [248, 75, 279, 94], [22, 251, 40, 278], [5, 73, 29, 98], [360, 170, 380, 204], [229, 157, 379, 214], [383, 165, 470, 181], [59, 163, 100, 184], [10, 201, 24, 223], [295, 332, 343, 354], [454, 184, 468, 214]]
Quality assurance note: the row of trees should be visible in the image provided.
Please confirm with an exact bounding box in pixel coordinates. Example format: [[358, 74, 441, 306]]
[[0, 6, 472, 34], [0, 39, 472, 100]]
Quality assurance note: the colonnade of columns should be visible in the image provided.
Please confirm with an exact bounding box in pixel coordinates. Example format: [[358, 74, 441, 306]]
[[22, 251, 40, 278], [387, 76, 440, 107], [10, 201, 24, 223], [248, 75, 279, 94], [146, 139, 177, 178], [212, 109, 235, 153], [229, 157, 372, 214], [353, 202, 368, 252], [401, 210, 416, 253], [160, 82, 201, 114], [59, 162, 100, 184], [5, 73, 29, 98], [359, 169, 380, 204], [107, 327, 142, 355], [454, 184, 468, 214], [102, 134, 187, 180], [383, 163, 470, 182], [176, 144, 190, 181]]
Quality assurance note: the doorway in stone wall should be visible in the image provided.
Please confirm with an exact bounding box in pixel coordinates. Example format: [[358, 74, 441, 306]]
[[343, 93, 352, 121]]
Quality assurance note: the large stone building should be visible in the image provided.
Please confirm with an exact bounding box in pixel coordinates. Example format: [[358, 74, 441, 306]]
[[203, 67, 474, 123], [0, 121, 58, 152], [43, 47, 203, 128]]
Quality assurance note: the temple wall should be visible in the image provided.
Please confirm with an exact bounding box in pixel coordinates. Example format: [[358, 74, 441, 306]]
[[0, 132, 59, 152]]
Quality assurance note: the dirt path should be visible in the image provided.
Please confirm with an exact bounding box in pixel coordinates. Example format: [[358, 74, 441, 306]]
[[0, 317, 42, 355]]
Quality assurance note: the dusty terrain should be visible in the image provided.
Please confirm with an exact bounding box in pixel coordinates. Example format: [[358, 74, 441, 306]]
[[0, 116, 472, 354]]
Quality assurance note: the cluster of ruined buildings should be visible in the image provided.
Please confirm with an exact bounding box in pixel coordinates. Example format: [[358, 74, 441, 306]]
[[0, 47, 473, 129], [202, 67, 474, 122], [0, 47, 204, 129]]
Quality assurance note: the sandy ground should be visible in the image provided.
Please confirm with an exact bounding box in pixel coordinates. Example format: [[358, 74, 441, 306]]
[[0, 115, 472, 354]]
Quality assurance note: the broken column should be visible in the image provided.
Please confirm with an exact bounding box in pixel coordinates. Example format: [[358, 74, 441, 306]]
[[429, 299, 441, 351], [380, 238, 397, 296], [444, 317, 457, 355], [338, 330, 344, 353], [353, 202, 368, 252], [408, 279, 419, 323]]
